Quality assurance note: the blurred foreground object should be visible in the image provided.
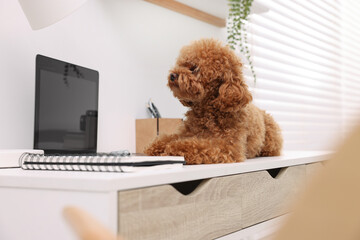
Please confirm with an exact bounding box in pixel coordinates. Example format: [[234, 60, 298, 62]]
[[274, 124, 360, 240], [63, 206, 122, 240], [18, 0, 86, 30]]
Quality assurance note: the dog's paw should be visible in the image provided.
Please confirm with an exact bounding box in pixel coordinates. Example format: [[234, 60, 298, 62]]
[[163, 139, 246, 164], [144, 142, 166, 156], [143, 134, 180, 156], [162, 147, 200, 164]]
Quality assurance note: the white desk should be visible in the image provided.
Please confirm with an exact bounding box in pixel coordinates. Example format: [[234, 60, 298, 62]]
[[0, 151, 330, 240]]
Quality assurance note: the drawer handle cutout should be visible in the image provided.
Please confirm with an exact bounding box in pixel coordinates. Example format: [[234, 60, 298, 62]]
[[171, 179, 205, 195], [267, 167, 287, 179]]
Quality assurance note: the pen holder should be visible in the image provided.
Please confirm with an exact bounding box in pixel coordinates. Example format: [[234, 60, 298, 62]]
[[136, 118, 183, 153]]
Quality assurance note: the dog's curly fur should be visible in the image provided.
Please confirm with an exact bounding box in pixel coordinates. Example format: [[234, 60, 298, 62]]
[[144, 39, 283, 164]]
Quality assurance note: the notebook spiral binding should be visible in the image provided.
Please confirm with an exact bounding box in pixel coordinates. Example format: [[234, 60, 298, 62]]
[[19, 153, 126, 172]]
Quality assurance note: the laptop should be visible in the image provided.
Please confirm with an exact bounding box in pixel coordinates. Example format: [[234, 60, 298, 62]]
[[34, 55, 99, 154]]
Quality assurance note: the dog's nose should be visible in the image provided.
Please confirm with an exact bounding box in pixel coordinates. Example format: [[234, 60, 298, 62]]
[[170, 73, 178, 82]]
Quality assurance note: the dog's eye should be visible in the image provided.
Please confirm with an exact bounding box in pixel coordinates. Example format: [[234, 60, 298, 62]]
[[189, 65, 198, 73]]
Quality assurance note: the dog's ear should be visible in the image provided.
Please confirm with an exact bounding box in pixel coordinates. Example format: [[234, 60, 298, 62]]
[[212, 77, 252, 112]]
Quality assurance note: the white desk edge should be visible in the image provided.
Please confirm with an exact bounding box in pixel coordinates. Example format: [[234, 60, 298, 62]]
[[0, 151, 332, 192]]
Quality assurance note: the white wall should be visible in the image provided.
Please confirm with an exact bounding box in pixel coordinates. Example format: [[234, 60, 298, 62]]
[[0, 0, 226, 152]]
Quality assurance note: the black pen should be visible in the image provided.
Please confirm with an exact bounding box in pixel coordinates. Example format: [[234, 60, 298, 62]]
[[151, 101, 161, 118], [146, 103, 156, 118]]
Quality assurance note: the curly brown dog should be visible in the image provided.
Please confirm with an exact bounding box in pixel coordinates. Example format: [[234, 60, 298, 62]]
[[144, 39, 283, 164]]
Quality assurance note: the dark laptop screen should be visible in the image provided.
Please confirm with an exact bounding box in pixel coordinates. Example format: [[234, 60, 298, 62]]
[[34, 55, 99, 154]]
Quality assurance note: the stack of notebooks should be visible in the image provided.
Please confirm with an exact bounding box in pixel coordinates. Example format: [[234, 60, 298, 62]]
[[19, 152, 185, 173], [0, 150, 185, 173]]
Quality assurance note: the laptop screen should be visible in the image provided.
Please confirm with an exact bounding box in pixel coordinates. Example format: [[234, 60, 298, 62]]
[[34, 55, 99, 154]]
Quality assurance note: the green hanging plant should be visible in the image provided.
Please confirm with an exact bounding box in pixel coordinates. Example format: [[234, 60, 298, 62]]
[[227, 0, 256, 84]]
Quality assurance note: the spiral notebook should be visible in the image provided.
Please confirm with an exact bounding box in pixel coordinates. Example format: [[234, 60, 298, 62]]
[[19, 153, 185, 173]]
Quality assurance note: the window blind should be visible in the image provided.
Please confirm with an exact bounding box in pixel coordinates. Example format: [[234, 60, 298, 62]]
[[240, 0, 344, 150], [341, 0, 360, 135]]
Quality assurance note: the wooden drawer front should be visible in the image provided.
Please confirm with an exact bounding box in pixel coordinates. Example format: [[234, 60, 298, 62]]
[[240, 165, 306, 228], [118, 165, 307, 240]]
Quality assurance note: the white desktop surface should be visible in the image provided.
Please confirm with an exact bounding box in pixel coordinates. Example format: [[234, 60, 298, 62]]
[[0, 151, 331, 191]]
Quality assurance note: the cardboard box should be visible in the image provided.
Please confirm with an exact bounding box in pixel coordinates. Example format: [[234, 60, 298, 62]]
[[136, 118, 183, 153]]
